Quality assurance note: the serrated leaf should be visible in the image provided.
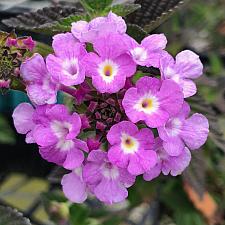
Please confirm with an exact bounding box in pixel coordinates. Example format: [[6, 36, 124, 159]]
[[33, 14, 87, 35], [2, 4, 84, 34], [127, 0, 186, 32], [80, 0, 113, 11], [105, 3, 141, 17], [127, 24, 147, 42], [0, 205, 31, 225]]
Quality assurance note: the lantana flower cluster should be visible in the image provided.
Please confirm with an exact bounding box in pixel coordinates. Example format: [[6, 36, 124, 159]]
[[0, 31, 35, 90], [12, 12, 209, 204]]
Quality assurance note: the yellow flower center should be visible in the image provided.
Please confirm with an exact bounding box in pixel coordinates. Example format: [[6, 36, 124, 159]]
[[103, 65, 113, 77], [124, 137, 135, 149], [141, 98, 153, 109], [121, 133, 139, 154]]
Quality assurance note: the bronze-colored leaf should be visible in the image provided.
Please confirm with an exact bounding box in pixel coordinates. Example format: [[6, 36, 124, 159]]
[[2, 4, 84, 34], [127, 0, 187, 32]]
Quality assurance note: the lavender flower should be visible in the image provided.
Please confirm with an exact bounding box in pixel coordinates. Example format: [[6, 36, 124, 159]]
[[83, 150, 135, 204], [13, 103, 88, 169], [143, 138, 191, 181], [46, 33, 87, 86], [157, 102, 209, 156], [125, 33, 167, 67], [122, 76, 184, 128], [160, 50, 203, 98], [107, 121, 157, 175], [11, 12, 209, 204], [71, 12, 126, 43], [83, 33, 136, 93], [20, 53, 59, 105]]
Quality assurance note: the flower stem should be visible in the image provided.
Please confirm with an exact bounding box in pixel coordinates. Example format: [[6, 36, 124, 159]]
[[60, 85, 77, 98]]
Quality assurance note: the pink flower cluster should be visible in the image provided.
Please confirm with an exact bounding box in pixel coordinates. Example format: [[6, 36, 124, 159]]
[[12, 12, 209, 204]]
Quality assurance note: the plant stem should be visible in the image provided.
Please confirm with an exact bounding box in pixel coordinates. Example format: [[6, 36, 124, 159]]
[[60, 85, 77, 98]]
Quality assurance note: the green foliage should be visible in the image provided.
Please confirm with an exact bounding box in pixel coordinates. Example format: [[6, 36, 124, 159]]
[[159, 179, 206, 225], [69, 204, 90, 225], [42, 191, 70, 224], [102, 216, 123, 225], [0, 205, 31, 225], [33, 42, 53, 57], [2, 1, 141, 34], [105, 3, 141, 17], [208, 53, 224, 76], [0, 115, 16, 145], [80, 0, 140, 17], [2, 6, 86, 35], [80, 0, 113, 12], [32, 14, 88, 35], [127, 24, 147, 42]]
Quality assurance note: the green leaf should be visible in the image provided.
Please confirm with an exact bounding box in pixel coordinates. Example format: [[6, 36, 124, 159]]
[[174, 208, 205, 225], [0, 205, 31, 225], [2, 5, 85, 35], [105, 3, 141, 17], [10, 77, 26, 93], [69, 204, 90, 225], [132, 71, 149, 83], [209, 53, 224, 76], [102, 216, 123, 225], [127, 24, 147, 42], [80, 0, 113, 12], [32, 42, 53, 57], [32, 14, 88, 35], [42, 190, 68, 203], [159, 179, 205, 225], [0, 115, 16, 145]]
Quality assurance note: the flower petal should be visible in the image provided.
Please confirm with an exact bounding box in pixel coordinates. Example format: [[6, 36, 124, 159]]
[[163, 137, 185, 156], [12, 103, 35, 134], [158, 79, 184, 116], [180, 113, 209, 150], [179, 78, 197, 98], [143, 163, 162, 181], [52, 32, 84, 58], [61, 171, 87, 203], [20, 53, 48, 82], [33, 125, 57, 147], [94, 178, 128, 204], [162, 147, 191, 176], [175, 50, 203, 79], [108, 145, 129, 168], [141, 34, 167, 51], [63, 149, 84, 170], [107, 121, 138, 145]]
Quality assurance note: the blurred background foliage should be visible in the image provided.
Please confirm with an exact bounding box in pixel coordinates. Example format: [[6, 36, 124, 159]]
[[0, 0, 224, 225]]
